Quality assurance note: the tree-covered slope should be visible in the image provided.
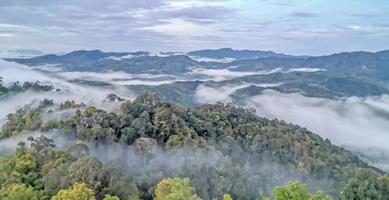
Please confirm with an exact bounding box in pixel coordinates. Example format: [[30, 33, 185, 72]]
[[0, 93, 387, 200]]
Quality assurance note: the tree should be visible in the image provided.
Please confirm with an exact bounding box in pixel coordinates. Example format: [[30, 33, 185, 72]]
[[134, 137, 156, 166], [0, 183, 42, 200], [340, 169, 389, 200], [273, 181, 332, 200], [311, 191, 333, 200], [273, 181, 310, 200], [52, 182, 95, 200], [154, 177, 201, 200], [103, 194, 120, 200], [223, 194, 233, 200]]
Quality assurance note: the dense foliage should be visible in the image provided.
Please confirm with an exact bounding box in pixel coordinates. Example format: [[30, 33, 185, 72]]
[[0, 78, 55, 98], [0, 93, 388, 199], [154, 177, 201, 200]]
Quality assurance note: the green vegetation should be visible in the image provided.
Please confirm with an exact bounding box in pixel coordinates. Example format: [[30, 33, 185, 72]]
[[154, 177, 201, 200], [0, 93, 388, 199], [272, 181, 332, 200], [0, 99, 53, 139], [340, 168, 389, 200], [0, 78, 56, 98], [52, 182, 95, 200]]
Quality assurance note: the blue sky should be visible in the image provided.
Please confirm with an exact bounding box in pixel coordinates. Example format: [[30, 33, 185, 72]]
[[0, 0, 388, 55]]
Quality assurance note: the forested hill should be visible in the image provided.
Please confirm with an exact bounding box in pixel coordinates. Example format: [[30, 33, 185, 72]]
[[0, 93, 388, 200]]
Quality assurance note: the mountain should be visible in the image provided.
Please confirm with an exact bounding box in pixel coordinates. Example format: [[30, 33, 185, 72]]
[[6, 49, 389, 81], [5, 50, 203, 74], [227, 50, 389, 82], [4, 49, 389, 101], [5, 50, 131, 68], [188, 48, 299, 60]]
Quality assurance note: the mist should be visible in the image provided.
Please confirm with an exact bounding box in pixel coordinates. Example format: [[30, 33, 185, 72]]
[[0, 60, 134, 122], [246, 90, 389, 150], [195, 83, 283, 104], [0, 130, 337, 198]]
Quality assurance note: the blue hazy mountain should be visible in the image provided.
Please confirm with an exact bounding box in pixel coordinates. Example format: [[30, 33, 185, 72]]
[[188, 48, 300, 59], [4, 48, 389, 103]]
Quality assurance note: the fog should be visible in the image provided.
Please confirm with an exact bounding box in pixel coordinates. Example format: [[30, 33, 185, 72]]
[[194, 84, 389, 154], [191, 68, 282, 81], [0, 130, 336, 198], [190, 67, 324, 81], [0, 130, 75, 155], [53, 71, 179, 86], [2, 58, 389, 173], [246, 90, 389, 151], [195, 83, 283, 104], [189, 56, 236, 63], [0, 60, 133, 122], [193, 83, 389, 171]]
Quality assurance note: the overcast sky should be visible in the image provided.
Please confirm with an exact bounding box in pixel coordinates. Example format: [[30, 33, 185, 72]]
[[1, 0, 389, 55]]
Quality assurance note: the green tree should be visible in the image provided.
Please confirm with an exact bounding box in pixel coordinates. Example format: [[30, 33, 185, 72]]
[[103, 194, 120, 200], [273, 181, 310, 200], [52, 182, 95, 200], [154, 177, 201, 200], [0, 183, 42, 200], [223, 194, 233, 200], [273, 181, 332, 200], [340, 169, 389, 200]]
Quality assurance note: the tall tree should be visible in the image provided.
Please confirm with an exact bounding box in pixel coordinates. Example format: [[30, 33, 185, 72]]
[[154, 177, 201, 200], [52, 182, 95, 200]]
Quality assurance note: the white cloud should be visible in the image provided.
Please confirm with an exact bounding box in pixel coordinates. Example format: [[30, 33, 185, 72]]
[[247, 90, 389, 152], [195, 84, 249, 104], [190, 68, 283, 81], [0, 33, 13, 37], [194, 83, 283, 104], [286, 67, 325, 72], [0, 23, 28, 29], [140, 19, 219, 37]]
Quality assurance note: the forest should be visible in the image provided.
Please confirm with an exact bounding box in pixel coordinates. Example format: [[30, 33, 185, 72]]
[[0, 93, 388, 200], [0, 76, 56, 98]]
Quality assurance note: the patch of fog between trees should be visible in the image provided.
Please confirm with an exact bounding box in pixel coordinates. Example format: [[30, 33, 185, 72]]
[[89, 143, 336, 195], [244, 90, 389, 172], [0, 131, 337, 197], [0, 130, 77, 155]]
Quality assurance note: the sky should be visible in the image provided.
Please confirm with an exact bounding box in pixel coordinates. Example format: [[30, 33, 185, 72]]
[[0, 0, 389, 55]]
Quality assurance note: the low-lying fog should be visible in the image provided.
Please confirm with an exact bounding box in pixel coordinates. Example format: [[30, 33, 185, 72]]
[[0, 59, 133, 120], [195, 85, 389, 171], [1, 59, 389, 172]]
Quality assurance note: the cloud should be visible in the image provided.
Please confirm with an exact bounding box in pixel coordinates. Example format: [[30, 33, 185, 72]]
[[194, 83, 283, 104], [195, 84, 250, 104], [289, 11, 317, 18], [1, 0, 389, 55], [0, 23, 29, 29], [140, 19, 220, 37], [286, 67, 325, 72], [246, 90, 389, 152], [149, 5, 236, 23], [190, 68, 283, 81], [0, 33, 13, 37], [0, 59, 133, 121]]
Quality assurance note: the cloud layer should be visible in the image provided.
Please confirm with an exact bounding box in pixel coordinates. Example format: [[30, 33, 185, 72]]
[[1, 0, 389, 55]]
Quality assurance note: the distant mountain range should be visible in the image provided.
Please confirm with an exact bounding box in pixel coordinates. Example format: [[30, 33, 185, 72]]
[[187, 48, 301, 59], [4, 48, 389, 104], [6, 48, 389, 79]]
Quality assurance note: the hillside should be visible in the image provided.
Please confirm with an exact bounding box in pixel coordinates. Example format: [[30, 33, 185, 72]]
[[0, 93, 387, 200]]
